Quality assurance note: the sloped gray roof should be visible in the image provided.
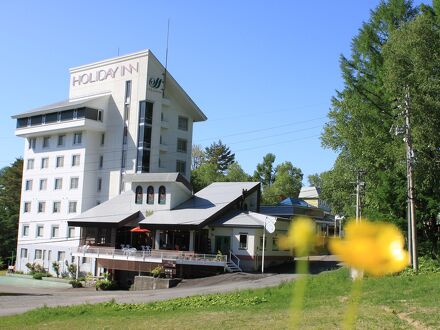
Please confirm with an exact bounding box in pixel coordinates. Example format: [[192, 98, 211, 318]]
[[140, 182, 260, 227], [68, 191, 143, 226], [12, 94, 110, 118], [213, 211, 277, 228]]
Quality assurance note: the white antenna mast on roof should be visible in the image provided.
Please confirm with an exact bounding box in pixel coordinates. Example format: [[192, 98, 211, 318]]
[[163, 19, 170, 98]]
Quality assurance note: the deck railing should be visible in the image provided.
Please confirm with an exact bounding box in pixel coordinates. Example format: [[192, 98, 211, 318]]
[[73, 246, 227, 264]]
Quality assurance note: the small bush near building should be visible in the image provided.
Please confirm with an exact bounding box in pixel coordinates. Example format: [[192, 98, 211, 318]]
[[151, 266, 164, 278], [95, 279, 118, 291], [52, 261, 60, 278], [69, 279, 83, 288], [32, 272, 44, 280]]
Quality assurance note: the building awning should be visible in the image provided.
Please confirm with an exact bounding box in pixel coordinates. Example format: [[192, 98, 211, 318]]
[[12, 94, 110, 119]]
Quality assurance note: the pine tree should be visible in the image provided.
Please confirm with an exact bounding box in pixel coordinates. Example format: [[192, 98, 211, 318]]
[[204, 140, 235, 173]]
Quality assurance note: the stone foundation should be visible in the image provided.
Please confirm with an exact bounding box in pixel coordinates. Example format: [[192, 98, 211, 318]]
[[131, 276, 181, 291]]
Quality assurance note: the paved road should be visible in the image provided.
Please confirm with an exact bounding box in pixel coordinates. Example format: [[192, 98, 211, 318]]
[[0, 273, 298, 317], [0, 255, 339, 317]]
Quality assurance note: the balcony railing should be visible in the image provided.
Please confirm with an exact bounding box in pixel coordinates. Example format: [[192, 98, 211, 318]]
[[73, 246, 227, 266]]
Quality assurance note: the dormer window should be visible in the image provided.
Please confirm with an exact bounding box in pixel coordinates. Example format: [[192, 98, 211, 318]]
[[158, 186, 166, 205], [147, 186, 154, 205], [135, 186, 143, 204]]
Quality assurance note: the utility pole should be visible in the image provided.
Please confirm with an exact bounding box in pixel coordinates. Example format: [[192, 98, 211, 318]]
[[355, 171, 364, 223], [403, 88, 418, 271]]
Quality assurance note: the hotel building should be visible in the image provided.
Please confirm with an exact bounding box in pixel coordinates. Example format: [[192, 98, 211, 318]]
[[13, 50, 328, 284]]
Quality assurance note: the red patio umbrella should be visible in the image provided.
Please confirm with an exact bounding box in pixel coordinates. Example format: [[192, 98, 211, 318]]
[[130, 226, 150, 233]]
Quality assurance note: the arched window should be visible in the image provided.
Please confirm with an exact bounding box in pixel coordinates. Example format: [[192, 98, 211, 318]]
[[147, 186, 154, 205], [158, 186, 166, 205], [135, 186, 143, 204]]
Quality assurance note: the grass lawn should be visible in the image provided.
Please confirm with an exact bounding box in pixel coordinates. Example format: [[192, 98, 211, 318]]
[[1, 268, 439, 329], [0, 270, 6, 276]]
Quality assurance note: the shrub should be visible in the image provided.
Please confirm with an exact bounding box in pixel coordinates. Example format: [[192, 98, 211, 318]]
[[26, 263, 47, 275], [67, 263, 77, 278], [32, 272, 44, 280], [0, 257, 5, 269], [52, 261, 60, 278], [151, 266, 164, 278], [69, 279, 83, 288], [95, 279, 118, 291], [399, 256, 440, 276]]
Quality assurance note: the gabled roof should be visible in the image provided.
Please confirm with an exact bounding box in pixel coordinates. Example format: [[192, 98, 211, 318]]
[[213, 210, 277, 228], [139, 182, 260, 228], [12, 94, 110, 119], [299, 186, 321, 199], [279, 197, 311, 207]]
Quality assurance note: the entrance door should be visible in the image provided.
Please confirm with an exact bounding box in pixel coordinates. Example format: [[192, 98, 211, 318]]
[[215, 236, 231, 255]]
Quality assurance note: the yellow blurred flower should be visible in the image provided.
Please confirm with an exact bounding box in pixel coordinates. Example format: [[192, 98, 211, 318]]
[[329, 220, 409, 276], [278, 217, 316, 256]]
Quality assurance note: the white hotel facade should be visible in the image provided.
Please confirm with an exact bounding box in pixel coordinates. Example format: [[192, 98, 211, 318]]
[[13, 50, 295, 281], [13, 50, 206, 273]]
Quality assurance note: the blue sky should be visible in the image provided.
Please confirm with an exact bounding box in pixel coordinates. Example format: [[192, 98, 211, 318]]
[[0, 0, 426, 182]]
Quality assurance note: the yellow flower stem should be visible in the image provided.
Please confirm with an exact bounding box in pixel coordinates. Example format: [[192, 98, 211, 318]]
[[343, 276, 363, 330], [290, 256, 309, 329]]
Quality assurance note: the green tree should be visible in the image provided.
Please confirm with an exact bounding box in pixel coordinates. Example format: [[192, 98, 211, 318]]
[[383, 7, 440, 256], [224, 163, 252, 182], [262, 162, 303, 204], [191, 163, 223, 192], [0, 158, 23, 263], [321, 0, 416, 225], [191, 144, 205, 170], [253, 153, 276, 187], [204, 140, 235, 173], [307, 173, 323, 188]]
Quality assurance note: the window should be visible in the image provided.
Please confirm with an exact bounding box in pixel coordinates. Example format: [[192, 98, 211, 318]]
[[123, 125, 128, 144], [177, 138, 187, 153], [121, 150, 127, 169], [28, 137, 36, 149], [41, 157, 49, 169], [178, 116, 188, 131], [53, 201, 61, 213], [68, 201, 77, 213], [125, 80, 132, 104], [70, 177, 79, 189], [272, 235, 279, 251], [27, 159, 34, 170], [124, 104, 130, 122], [22, 225, 29, 237], [135, 186, 143, 204], [57, 135, 65, 146], [147, 186, 154, 205], [38, 201, 46, 213], [23, 202, 31, 213], [97, 177, 102, 192], [73, 132, 82, 145], [21, 248, 28, 259], [57, 251, 65, 262], [42, 136, 50, 148], [176, 160, 186, 175], [36, 225, 44, 237], [259, 236, 268, 251], [48, 250, 52, 261], [68, 227, 75, 238], [57, 112, 61, 122], [51, 226, 59, 238], [101, 133, 105, 146], [54, 178, 63, 190], [39, 179, 47, 190], [72, 154, 80, 166], [35, 249, 43, 259], [56, 156, 64, 168], [25, 179, 33, 191], [239, 234, 248, 250], [158, 186, 166, 205], [99, 155, 104, 169]]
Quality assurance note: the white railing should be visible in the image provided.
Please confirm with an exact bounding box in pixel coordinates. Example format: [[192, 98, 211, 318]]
[[229, 250, 241, 269], [74, 246, 227, 265]]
